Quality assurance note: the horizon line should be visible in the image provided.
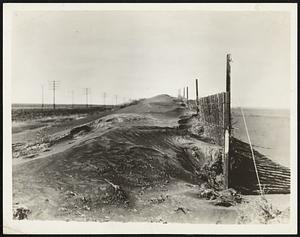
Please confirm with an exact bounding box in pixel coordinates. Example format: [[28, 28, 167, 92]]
[[11, 102, 290, 110]]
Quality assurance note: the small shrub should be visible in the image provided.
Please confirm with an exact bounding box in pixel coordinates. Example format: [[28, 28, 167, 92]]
[[256, 196, 282, 224]]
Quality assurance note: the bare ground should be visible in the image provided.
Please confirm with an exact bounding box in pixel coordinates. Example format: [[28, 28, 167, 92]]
[[11, 95, 290, 224]]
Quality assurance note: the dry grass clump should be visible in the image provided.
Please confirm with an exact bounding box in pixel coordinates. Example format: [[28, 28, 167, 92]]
[[237, 195, 286, 224], [256, 196, 282, 224]]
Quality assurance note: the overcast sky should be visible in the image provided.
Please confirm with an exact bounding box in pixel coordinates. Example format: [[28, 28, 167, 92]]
[[11, 10, 291, 108]]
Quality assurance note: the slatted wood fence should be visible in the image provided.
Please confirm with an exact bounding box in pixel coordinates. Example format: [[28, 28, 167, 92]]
[[198, 92, 230, 147]]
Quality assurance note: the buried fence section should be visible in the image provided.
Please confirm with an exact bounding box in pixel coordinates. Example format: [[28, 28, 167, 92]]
[[190, 54, 289, 194], [198, 91, 231, 189]]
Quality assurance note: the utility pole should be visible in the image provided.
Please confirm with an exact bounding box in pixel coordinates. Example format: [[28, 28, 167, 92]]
[[49, 80, 59, 110], [195, 79, 199, 114], [103, 92, 106, 110], [41, 85, 44, 109], [85, 88, 88, 108], [71, 90, 74, 108], [115, 95, 118, 106], [183, 87, 185, 100], [84, 88, 90, 108]]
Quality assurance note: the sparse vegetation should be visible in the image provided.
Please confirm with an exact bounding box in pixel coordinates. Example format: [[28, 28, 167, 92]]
[[237, 195, 287, 224], [12, 106, 108, 122], [256, 195, 282, 224]]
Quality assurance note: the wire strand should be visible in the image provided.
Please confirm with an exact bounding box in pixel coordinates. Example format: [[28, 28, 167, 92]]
[[240, 107, 264, 196]]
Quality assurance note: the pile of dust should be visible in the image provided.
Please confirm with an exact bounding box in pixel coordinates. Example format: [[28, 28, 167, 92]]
[[116, 94, 186, 119], [13, 112, 173, 161], [13, 94, 228, 220], [95, 113, 156, 128], [13, 126, 223, 210], [46, 123, 94, 147], [49, 113, 159, 147]]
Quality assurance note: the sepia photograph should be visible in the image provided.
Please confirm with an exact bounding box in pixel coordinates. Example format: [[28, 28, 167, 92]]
[[3, 3, 297, 234]]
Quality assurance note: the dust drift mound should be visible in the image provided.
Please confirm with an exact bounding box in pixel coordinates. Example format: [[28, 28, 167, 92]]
[[13, 94, 224, 218]]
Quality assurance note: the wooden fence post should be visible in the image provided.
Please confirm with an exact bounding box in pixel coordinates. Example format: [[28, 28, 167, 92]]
[[186, 86, 189, 105], [224, 53, 232, 189], [226, 54, 232, 132], [196, 79, 199, 114]]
